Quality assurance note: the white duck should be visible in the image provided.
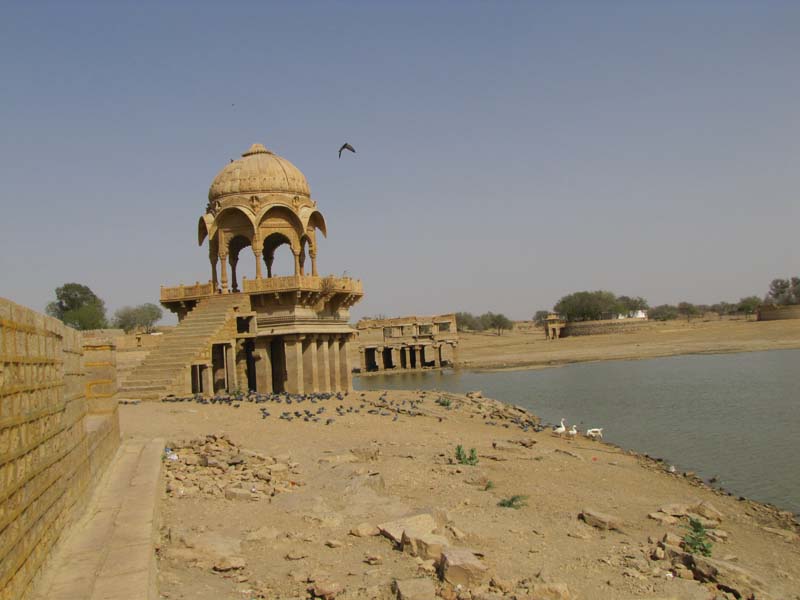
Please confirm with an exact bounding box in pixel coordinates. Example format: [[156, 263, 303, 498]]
[[553, 418, 566, 435], [585, 427, 603, 440], [566, 425, 578, 438]]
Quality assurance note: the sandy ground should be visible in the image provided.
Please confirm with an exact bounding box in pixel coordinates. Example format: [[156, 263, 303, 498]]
[[454, 318, 800, 371], [121, 391, 800, 600]]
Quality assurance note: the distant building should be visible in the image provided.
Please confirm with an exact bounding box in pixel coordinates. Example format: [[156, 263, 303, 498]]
[[356, 314, 459, 372], [616, 310, 648, 320]]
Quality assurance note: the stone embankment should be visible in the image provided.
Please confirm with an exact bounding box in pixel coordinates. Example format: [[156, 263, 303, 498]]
[[120, 389, 800, 600]]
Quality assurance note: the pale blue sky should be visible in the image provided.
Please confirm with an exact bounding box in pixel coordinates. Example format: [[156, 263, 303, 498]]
[[1, 1, 798, 322]]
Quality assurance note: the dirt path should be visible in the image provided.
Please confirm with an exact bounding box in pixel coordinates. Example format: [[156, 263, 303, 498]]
[[122, 391, 800, 600]]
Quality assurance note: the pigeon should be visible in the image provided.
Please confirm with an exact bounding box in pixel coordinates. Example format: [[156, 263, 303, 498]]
[[338, 142, 356, 158]]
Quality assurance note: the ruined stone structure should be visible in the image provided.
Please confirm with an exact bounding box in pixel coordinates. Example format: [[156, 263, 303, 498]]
[[757, 304, 800, 321], [356, 314, 458, 372], [0, 298, 120, 600], [118, 143, 362, 400], [543, 313, 566, 340]]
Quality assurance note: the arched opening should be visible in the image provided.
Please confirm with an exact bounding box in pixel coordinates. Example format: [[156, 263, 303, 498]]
[[262, 232, 295, 278], [227, 235, 253, 292]]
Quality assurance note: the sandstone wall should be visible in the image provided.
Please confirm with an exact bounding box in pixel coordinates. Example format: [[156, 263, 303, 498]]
[[0, 298, 120, 600], [757, 304, 800, 322], [562, 319, 653, 337]]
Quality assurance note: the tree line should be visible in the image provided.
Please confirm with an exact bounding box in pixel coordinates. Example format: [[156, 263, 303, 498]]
[[454, 311, 514, 335], [45, 283, 163, 332]]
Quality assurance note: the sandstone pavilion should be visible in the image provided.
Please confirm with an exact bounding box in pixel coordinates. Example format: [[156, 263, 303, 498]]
[[119, 143, 363, 400]]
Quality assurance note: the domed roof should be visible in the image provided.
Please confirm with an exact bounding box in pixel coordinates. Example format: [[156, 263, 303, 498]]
[[208, 143, 310, 202]]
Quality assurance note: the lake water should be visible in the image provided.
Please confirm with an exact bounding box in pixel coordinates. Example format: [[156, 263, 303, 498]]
[[355, 349, 800, 514]]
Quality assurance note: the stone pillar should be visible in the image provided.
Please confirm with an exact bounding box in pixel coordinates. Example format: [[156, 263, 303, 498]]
[[225, 344, 237, 391], [401, 346, 409, 370], [433, 344, 441, 368], [330, 337, 341, 391], [293, 250, 301, 276], [284, 335, 304, 394], [235, 340, 248, 389], [451, 343, 459, 366], [390, 347, 399, 370], [210, 253, 219, 291], [310, 249, 318, 276], [318, 336, 331, 392], [230, 255, 239, 292], [219, 253, 229, 294], [253, 242, 263, 279], [303, 335, 319, 393], [376, 346, 385, 371], [339, 336, 352, 392], [253, 337, 272, 393], [359, 347, 367, 372], [201, 364, 212, 396]]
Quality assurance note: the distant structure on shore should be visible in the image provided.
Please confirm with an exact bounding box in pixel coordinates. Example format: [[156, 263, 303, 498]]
[[757, 304, 800, 321], [118, 143, 363, 399], [356, 314, 459, 372]]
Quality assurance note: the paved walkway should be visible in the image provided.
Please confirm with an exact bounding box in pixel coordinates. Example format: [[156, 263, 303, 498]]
[[34, 437, 165, 600]]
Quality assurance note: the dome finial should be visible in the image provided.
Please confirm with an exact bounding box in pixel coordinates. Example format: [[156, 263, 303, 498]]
[[242, 143, 272, 157]]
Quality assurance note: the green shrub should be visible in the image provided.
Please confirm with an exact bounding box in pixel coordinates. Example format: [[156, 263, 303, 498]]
[[683, 518, 713, 556], [484, 480, 495, 491], [498, 495, 528, 509], [436, 397, 452, 407], [455, 445, 479, 466]]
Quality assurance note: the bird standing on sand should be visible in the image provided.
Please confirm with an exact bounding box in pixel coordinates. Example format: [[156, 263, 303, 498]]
[[554, 418, 566, 435], [338, 142, 356, 158]]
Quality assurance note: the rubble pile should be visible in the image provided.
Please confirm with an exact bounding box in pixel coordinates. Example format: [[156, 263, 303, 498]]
[[163, 432, 302, 501]]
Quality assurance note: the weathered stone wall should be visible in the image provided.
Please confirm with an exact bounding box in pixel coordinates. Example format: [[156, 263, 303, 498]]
[[0, 298, 119, 600], [757, 304, 800, 321], [562, 319, 653, 337]]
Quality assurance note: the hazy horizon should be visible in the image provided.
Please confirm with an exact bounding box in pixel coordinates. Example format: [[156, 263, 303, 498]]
[[2, 2, 798, 323]]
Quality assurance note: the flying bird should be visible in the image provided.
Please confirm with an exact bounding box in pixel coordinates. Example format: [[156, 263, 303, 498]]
[[338, 142, 356, 158]]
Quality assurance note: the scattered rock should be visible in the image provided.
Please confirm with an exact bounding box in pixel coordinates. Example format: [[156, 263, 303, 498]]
[[529, 583, 571, 600], [439, 547, 489, 587], [659, 503, 691, 517], [648, 512, 679, 525], [311, 581, 342, 600], [244, 526, 280, 542], [350, 522, 380, 537], [401, 531, 450, 562], [364, 554, 383, 565], [378, 514, 437, 546], [225, 487, 252, 501], [325, 539, 344, 548], [285, 550, 307, 561], [761, 526, 799, 542], [693, 500, 724, 521], [212, 556, 246, 571], [393, 578, 437, 600], [579, 509, 623, 532]]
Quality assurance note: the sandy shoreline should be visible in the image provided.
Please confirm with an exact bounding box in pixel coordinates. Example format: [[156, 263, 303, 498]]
[[124, 387, 800, 599], [453, 317, 800, 373]]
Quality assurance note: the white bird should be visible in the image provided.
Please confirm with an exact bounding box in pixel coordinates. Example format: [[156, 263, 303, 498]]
[[553, 418, 566, 435], [585, 427, 603, 440], [566, 425, 578, 438]]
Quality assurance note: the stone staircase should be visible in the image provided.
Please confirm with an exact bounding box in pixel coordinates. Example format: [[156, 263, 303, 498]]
[[117, 294, 244, 400]]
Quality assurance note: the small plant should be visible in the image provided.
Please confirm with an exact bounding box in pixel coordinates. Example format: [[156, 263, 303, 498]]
[[455, 445, 479, 466], [436, 396, 452, 408], [682, 517, 713, 556], [498, 495, 528, 509], [484, 480, 495, 491]]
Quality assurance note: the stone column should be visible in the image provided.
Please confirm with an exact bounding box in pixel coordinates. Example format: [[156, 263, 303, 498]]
[[339, 336, 352, 392], [310, 249, 318, 276], [451, 343, 459, 366], [219, 253, 229, 294], [330, 337, 341, 391], [230, 255, 239, 292], [293, 250, 301, 276], [235, 340, 248, 389], [225, 344, 237, 391], [401, 346, 409, 370], [210, 252, 219, 291], [359, 347, 367, 372], [252, 239, 263, 279], [201, 364, 212, 396], [318, 336, 331, 392], [303, 335, 319, 393], [433, 345, 441, 368], [253, 338, 272, 393], [390, 347, 399, 370], [376, 346, 385, 371], [284, 335, 304, 394]]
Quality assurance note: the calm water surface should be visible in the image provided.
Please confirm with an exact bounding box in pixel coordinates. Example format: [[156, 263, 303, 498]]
[[355, 349, 800, 514]]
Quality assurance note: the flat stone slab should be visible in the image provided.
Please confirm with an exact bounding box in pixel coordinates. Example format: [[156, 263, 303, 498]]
[[32, 438, 165, 600]]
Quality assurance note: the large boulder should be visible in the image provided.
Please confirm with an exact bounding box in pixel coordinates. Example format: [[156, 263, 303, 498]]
[[393, 578, 437, 600], [579, 509, 623, 532], [438, 547, 489, 587], [378, 514, 438, 546]]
